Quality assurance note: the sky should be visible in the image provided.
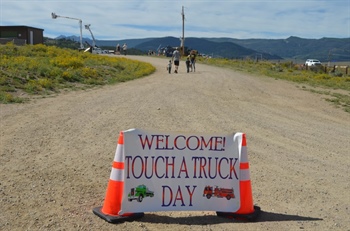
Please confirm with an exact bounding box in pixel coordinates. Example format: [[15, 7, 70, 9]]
[[1, 0, 349, 41]]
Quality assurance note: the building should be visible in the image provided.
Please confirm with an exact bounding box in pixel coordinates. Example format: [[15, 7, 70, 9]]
[[0, 26, 44, 45]]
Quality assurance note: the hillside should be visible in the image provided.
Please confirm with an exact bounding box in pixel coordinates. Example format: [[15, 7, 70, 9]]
[[56, 35, 281, 60], [133, 37, 282, 60], [54, 35, 350, 61], [208, 36, 350, 62]]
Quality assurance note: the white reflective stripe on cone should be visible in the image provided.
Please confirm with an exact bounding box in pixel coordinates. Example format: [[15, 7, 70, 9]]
[[240, 169, 251, 181], [241, 146, 248, 163], [110, 168, 124, 182], [114, 144, 124, 162]]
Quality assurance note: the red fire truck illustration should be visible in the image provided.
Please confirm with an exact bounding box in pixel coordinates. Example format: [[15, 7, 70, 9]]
[[203, 185, 235, 200]]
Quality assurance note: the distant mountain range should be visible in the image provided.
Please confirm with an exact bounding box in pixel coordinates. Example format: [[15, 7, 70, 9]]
[[55, 35, 350, 61]]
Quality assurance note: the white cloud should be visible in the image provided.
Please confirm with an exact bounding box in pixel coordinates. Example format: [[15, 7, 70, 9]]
[[1, 0, 349, 40]]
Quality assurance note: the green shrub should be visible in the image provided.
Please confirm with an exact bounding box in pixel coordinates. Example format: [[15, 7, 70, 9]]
[[37, 78, 54, 90], [25, 80, 43, 93], [0, 92, 24, 103], [332, 71, 343, 77], [50, 56, 84, 69]]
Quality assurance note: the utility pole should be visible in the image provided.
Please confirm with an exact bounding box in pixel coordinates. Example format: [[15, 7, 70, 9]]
[[51, 12, 84, 50], [180, 6, 185, 56]]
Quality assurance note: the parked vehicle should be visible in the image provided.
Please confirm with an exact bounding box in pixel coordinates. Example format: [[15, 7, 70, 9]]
[[305, 59, 322, 66], [128, 184, 154, 202], [203, 185, 235, 200]]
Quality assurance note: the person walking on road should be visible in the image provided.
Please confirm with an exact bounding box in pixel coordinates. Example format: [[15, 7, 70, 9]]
[[122, 43, 127, 55], [189, 50, 197, 72], [186, 56, 191, 73], [172, 47, 181, 73], [116, 44, 121, 55], [167, 60, 172, 74]]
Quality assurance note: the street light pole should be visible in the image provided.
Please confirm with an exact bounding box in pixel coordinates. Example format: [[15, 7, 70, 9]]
[[51, 12, 84, 50]]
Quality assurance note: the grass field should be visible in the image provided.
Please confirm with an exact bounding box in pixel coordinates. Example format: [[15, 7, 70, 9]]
[[0, 43, 155, 103]]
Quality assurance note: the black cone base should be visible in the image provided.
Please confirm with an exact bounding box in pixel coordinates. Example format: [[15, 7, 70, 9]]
[[216, 205, 261, 222], [93, 206, 144, 223]]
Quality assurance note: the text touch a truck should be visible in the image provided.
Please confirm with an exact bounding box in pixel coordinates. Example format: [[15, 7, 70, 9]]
[[128, 184, 154, 202], [203, 185, 235, 200]]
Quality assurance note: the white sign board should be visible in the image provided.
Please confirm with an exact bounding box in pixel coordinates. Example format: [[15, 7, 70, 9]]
[[120, 128, 241, 214]]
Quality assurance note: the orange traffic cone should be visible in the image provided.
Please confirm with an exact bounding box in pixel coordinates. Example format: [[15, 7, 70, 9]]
[[93, 131, 144, 223], [217, 133, 261, 221]]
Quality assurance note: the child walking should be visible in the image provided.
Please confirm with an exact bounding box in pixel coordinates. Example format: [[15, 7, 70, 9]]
[[186, 57, 191, 73], [167, 60, 172, 74]]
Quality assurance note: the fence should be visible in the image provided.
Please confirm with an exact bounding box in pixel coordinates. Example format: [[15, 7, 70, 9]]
[[303, 64, 349, 76], [0, 38, 26, 45]]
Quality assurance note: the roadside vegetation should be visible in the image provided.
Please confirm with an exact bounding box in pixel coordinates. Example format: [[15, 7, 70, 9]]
[[0, 43, 155, 103], [1, 42, 349, 112], [199, 57, 350, 112]]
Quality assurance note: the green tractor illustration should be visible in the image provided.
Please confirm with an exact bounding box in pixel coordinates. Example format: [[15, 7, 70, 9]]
[[128, 184, 154, 202]]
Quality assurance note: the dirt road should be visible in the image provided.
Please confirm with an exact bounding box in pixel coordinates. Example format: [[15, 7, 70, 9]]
[[1, 55, 349, 231]]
